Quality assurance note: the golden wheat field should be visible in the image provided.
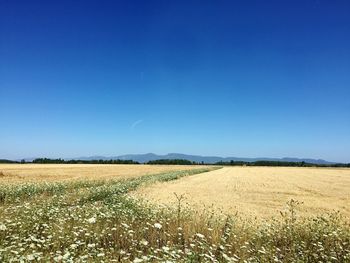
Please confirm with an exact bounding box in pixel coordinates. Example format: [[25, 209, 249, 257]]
[[136, 166, 350, 218], [0, 163, 206, 184], [1, 165, 350, 261]]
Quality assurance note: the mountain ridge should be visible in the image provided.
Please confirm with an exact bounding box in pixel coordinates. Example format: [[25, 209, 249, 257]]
[[70, 153, 335, 164]]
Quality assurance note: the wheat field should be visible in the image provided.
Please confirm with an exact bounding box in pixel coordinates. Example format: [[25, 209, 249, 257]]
[[1, 165, 350, 261], [0, 163, 206, 184], [136, 166, 350, 218]]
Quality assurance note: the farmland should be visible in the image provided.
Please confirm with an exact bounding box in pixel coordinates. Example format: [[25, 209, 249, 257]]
[[0, 164, 206, 184], [0, 164, 350, 262], [136, 166, 350, 218]]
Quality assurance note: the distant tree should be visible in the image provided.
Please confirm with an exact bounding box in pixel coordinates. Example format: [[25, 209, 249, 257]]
[[0, 159, 18, 164], [147, 159, 196, 165], [214, 160, 324, 167]]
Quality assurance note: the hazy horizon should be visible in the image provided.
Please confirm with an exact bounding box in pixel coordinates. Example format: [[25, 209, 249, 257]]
[[1, 1, 350, 163], [2, 152, 346, 164]]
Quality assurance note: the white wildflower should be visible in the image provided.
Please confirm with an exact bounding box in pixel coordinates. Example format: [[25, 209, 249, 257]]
[[162, 246, 170, 252], [154, 223, 162, 229], [54, 255, 63, 262], [195, 233, 205, 239], [63, 252, 70, 260], [87, 217, 96, 224], [70, 244, 78, 249], [222, 253, 234, 261], [87, 243, 96, 248], [133, 257, 143, 263], [141, 239, 149, 246], [27, 254, 35, 261], [0, 224, 6, 231]]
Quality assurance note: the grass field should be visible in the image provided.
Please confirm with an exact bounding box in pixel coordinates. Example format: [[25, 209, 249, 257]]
[[1, 165, 350, 262], [136, 166, 350, 218]]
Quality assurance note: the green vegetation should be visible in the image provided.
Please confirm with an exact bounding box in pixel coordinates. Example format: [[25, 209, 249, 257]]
[[0, 159, 18, 164], [215, 160, 350, 167], [1, 167, 349, 262], [3, 157, 350, 167], [147, 159, 197, 165]]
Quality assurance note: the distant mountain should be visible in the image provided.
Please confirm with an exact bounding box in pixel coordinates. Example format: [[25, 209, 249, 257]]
[[72, 153, 335, 165]]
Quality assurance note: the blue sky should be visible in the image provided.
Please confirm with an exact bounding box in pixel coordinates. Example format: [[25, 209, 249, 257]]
[[1, 1, 349, 162]]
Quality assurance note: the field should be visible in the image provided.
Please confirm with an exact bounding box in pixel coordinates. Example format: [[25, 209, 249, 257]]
[[1, 164, 350, 262], [0, 164, 206, 184], [136, 166, 350, 218]]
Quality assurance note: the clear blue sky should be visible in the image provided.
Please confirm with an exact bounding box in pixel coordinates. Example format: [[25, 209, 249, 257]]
[[1, 1, 349, 162]]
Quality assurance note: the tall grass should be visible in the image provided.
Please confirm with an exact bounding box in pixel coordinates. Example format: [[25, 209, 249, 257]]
[[0, 167, 349, 262]]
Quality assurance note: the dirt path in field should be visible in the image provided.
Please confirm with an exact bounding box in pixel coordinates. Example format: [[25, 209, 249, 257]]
[[135, 166, 350, 219]]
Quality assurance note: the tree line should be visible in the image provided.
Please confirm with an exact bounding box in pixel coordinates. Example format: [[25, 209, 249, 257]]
[[146, 159, 200, 165], [214, 160, 350, 167], [0, 159, 19, 164], [1, 158, 349, 167]]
